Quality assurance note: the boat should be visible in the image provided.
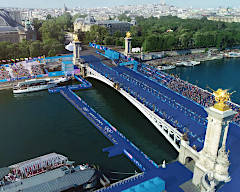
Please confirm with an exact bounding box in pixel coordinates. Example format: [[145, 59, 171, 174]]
[[182, 61, 193, 67], [190, 61, 200, 66], [157, 64, 176, 70], [0, 153, 98, 192], [176, 61, 185, 66], [48, 76, 71, 84], [13, 79, 57, 94], [224, 52, 240, 58], [182, 61, 200, 67]]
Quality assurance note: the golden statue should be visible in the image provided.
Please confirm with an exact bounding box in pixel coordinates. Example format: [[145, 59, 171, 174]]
[[211, 88, 234, 111], [73, 33, 79, 42], [126, 31, 131, 38]]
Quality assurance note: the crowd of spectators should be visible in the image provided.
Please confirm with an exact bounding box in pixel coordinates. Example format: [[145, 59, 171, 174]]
[[0, 66, 10, 80], [31, 65, 44, 76], [138, 63, 240, 125], [11, 64, 31, 78]]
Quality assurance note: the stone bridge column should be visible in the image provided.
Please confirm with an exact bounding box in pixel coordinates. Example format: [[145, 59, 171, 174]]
[[193, 106, 236, 186]]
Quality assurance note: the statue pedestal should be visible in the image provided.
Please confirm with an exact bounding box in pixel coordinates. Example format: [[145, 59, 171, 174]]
[[124, 37, 132, 56], [193, 107, 236, 186]]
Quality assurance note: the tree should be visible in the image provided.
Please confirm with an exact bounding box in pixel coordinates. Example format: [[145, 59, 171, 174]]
[[32, 18, 43, 40], [40, 19, 65, 43], [85, 25, 109, 44], [29, 41, 42, 57], [46, 14, 52, 20], [42, 39, 63, 56], [118, 14, 131, 22]]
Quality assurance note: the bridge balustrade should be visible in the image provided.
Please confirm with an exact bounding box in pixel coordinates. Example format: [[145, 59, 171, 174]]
[[83, 55, 208, 150]]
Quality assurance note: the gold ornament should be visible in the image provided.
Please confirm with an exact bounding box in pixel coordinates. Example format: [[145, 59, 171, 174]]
[[126, 31, 131, 38], [212, 88, 233, 111], [73, 34, 79, 42]]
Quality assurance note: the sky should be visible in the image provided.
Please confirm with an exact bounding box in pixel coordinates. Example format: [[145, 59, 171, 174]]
[[0, 0, 239, 9]]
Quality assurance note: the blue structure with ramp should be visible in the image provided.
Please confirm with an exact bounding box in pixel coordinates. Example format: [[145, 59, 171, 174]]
[[48, 73, 195, 191], [45, 43, 240, 191]]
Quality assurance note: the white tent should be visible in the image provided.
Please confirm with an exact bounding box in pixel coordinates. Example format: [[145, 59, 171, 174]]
[[65, 42, 74, 52]]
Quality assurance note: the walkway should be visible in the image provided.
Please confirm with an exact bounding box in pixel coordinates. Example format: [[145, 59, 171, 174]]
[[59, 87, 158, 172], [82, 55, 207, 150], [50, 78, 193, 191]]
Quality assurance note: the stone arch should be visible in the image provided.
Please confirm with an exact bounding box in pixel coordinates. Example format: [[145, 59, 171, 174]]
[[185, 156, 196, 172], [185, 156, 194, 164]]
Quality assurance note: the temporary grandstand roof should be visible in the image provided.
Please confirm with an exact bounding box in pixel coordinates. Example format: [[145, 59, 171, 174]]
[[1, 167, 96, 192]]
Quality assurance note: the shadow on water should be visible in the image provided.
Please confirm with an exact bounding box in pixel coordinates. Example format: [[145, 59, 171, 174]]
[[0, 78, 177, 175]]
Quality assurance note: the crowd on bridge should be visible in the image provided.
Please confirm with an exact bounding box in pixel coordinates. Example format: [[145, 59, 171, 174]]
[[86, 55, 208, 149], [138, 63, 240, 126]]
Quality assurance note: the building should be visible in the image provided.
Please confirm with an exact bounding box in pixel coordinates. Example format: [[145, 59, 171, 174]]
[[74, 15, 131, 35], [0, 9, 35, 43], [208, 16, 240, 23]]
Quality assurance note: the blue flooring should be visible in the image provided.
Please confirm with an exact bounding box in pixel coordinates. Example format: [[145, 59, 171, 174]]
[[81, 55, 207, 150], [59, 87, 158, 172], [82, 53, 240, 191], [96, 162, 192, 192]]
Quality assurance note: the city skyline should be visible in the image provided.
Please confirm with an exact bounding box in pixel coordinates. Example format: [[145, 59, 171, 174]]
[[0, 0, 239, 9]]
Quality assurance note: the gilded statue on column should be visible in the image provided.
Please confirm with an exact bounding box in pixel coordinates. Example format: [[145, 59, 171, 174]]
[[212, 88, 234, 111], [126, 31, 131, 38]]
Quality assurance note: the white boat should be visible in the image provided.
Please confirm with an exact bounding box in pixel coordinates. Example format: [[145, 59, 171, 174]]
[[224, 52, 240, 58], [51, 76, 71, 84], [157, 65, 176, 70], [13, 79, 56, 94], [182, 61, 193, 67], [182, 61, 200, 67], [175, 62, 185, 66], [190, 61, 200, 65]]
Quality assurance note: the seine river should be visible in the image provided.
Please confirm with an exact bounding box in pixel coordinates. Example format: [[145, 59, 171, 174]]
[[0, 58, 239, 175]]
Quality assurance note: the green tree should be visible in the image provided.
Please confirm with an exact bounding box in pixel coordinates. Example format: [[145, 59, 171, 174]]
[[29, 41, 42, 57], [118, 14, 131, 22], [40, 19, 65, 43]]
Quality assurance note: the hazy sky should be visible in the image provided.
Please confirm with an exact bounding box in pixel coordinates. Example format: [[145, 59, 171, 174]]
[[0, 0, 239, 9]]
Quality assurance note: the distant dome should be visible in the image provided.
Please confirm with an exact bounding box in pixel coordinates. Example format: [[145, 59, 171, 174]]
[[74, 18, 84, 24], [84, 15, 96, 24]]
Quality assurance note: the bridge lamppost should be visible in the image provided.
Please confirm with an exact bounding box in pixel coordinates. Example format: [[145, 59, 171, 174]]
[[193, 89, 236, 187]]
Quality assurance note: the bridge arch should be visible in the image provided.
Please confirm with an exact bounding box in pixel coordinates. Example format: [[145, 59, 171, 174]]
[[85, 66, 182, 152]]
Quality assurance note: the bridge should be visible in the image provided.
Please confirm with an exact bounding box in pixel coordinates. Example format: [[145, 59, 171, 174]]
[[49, 74, 193, 191], [76, 44, 240, 191], [47, 43, 240, 191]]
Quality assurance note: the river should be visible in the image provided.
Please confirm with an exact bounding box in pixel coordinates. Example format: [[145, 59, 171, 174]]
[[0, 57, 239, 176]]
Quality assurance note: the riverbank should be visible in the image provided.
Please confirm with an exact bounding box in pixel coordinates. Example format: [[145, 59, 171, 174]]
[[145, 51, 223, 68]]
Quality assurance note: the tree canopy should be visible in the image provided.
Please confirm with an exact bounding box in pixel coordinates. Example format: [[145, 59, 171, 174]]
[[0, 13, 72, 60]]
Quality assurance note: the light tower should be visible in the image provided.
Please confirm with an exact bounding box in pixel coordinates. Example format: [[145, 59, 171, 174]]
[[193, 89, 236, 186], [124, 31, 132, 56]]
